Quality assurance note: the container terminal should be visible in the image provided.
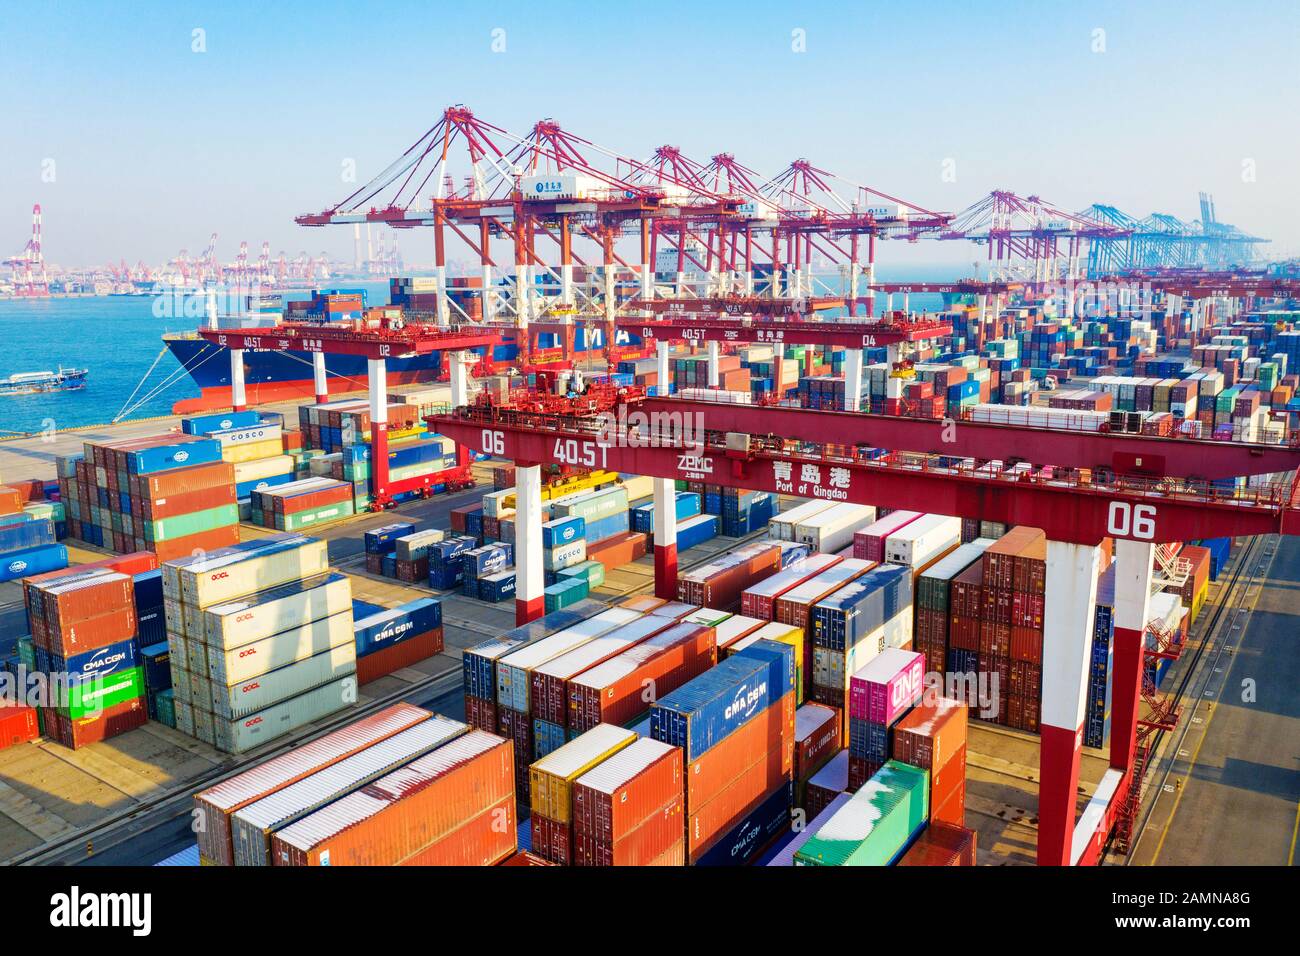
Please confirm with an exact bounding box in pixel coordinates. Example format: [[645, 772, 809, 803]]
[[1, 105, 1298, 875]]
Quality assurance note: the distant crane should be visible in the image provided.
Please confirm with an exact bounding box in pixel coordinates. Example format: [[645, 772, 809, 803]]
[[4, 204, 50, 297]]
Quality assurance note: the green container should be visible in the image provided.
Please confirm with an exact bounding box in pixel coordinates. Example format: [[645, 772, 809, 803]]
[[795, 760, 929, 866], [55, 666, 145, 720], [17, 636, 36, 670], [682, 607, 732, 627], [276, 500, 356, 531], [557, 559, 605, 590], [544, 578, 589, 613], [148, 504, 239, 542], [153, 689, 176, 728]]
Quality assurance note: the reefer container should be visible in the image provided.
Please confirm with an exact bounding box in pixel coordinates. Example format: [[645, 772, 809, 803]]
[[768, 500, 834, 541], [270, 730, 515, 866], [202, 573, 352, 649], [810, 564, 913, 653], [853, 511, 921, 562], [848, 649, 925, 726], [793, 503, 876, 554], [211, 676, 355, 755], [794, 760, 930, 866], [883, 513, 961, 568], [193, 702, 430, 865], [230, 715, 466, 866], [567, 622, 716, 732]]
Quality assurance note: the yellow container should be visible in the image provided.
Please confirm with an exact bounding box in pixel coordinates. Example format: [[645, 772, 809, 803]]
[[222, 438, 286, 464], [528, 724, 637, 824]]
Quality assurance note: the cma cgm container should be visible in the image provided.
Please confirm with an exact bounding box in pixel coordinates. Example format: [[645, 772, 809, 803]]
[[229, 714, 466, 865], [270, 730, 516, 866], [192, 703, 430, 865], [572, 737, 685, 867], [567, 622, 717, 732], [795, 760, 930, 865], [353, 598, 442, 658]]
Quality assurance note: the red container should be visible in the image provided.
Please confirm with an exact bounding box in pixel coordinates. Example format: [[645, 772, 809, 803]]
[[572, 739, 684, 848], [137, 483, 236, 521], [365, 553, 384, 575], [899, 820, 977, 866], [979, 621, 1011, 659], [1009, 626, 1043, 665], [794, 703, 841, 782], [680, 544, 782, 610], [48, 697, 146, 750], [271, 731, 514, 866], [1010, 590, 1045, 629], [530, 813, 571, 865], [152, 525, 240, 564], [38, 605, 137, 656], [0, 705, 39, 750], [949, 563, 984, 617], [567, 623, 715, 733], [982, 586, 1013, 625], [277, 483, 351, 515], [687, 691, 794, 808], [496, 708, 533, 795], [498, 851, 556, 866], [395, 557, 429, 583], [356, 627, 444, 684], [464, 695, 498, 733], [1009, 660, 1041, 698], [892, 697, 968, 771], [576, 795, 684, 866], [948, 615, 980, 652]]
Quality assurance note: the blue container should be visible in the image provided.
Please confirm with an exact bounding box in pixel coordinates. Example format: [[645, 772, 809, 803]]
[[947, 647, 978, 675], [37, 638, 140, 686], [733, 639, 796, 698], [811, 564, 912, 652], [848, 717, 892, 761], [651, 653, 780, 761], [541, 516, 585, 549], [235, 471, 295, 500], [182, 410, 261, 435], [676, 514, 718, 551], [125, 438, 224, 475], [462, 543, 514, 577], [134, 569, 166, 648], [694, 781, 794, 866], [139, 641, 172, 693], [0, 518, 55, 556], [585, 511, 630, 545], [478, 571, 517, 603], [352, 599, 386, 619], [0, 542, 68, 582], [353, 597, 443, 657], [532, 718, 567, 760], [365, 522, 417, 555], [381, 553, 397, 578]]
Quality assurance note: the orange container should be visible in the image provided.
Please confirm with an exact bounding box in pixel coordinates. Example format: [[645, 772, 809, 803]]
[[137, 482, 237, 521], [898, 820, 977, 865], [130, 461, 235, 500], [271, 731, 514, 866], [794, 702, 841, 782], [356, 627, 444, 685], [152, 524, 240, 563], [686, 690, 794, 808], [687, 754, 791, 862], [892, 697, 968, 771]]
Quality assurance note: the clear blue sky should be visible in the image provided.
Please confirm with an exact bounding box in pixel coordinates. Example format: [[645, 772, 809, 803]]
[[3, 0, 1297, 270]]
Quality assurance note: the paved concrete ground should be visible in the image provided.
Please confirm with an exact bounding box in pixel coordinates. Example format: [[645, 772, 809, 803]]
[[1129, 533, 1299, 866]]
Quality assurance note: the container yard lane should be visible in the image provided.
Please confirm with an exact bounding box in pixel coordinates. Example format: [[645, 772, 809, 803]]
[[1128, 533, 1298, 866]]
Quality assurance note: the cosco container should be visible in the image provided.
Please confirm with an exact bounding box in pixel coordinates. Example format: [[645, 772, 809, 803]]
[[229, 714, 465, 865], [193, 703, 430, 865]]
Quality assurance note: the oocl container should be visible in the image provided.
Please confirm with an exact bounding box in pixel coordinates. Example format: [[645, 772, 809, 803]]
[[205, 612, 352, 686], [211, 676, 357, 755], [209, 644, 356, 720], [202, 573, 352, 649], [164, 534, 329, 608], [229, 714, 466, 866]]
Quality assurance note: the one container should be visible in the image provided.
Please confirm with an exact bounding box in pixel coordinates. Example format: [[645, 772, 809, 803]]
[[848, 648, 925, 726]]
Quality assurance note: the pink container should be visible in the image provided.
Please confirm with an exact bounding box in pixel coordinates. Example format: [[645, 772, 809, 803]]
[[851, 511, 921, 562], [849, 648, 925, 725]]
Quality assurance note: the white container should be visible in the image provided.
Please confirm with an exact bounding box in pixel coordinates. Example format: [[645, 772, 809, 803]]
[[166, 535, 329, 607], [212, 677, 357, 755], [543, 539, 587, 572], [794, 503, 877, 554], [233, 455, 295, 484], [202, 573, 352, 650], [208, 422, 283, 449], [884, 514, 961, 568], [207, 610, 354, 686], [495, 608, 640, 712], [768, 500, 835, 542], [229, 714, 467, 866]]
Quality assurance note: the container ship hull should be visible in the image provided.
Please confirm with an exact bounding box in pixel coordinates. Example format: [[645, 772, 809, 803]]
[[163, 333, 452, 414]]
